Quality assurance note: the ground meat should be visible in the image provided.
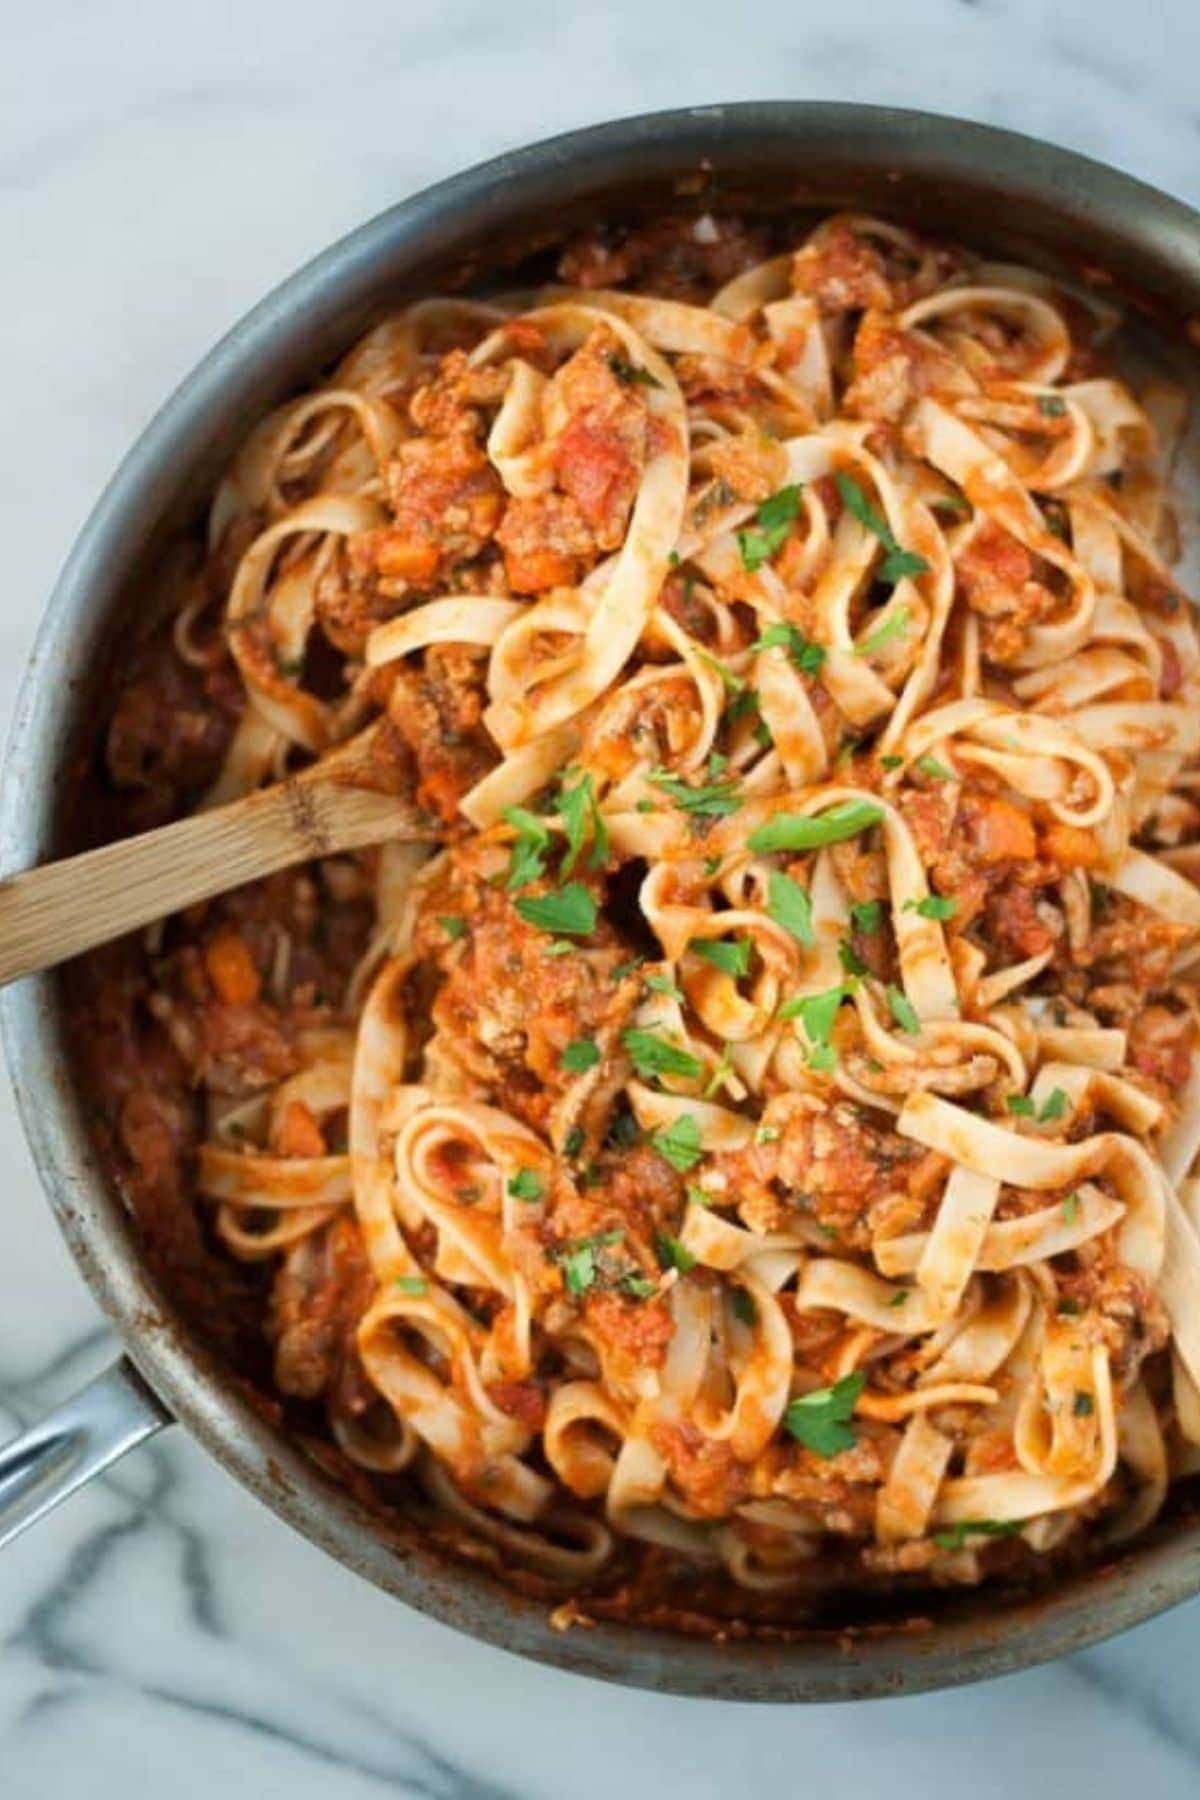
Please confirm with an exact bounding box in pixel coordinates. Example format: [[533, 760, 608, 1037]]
[[558, 214, 769, 302], [408, 349, 509, 439], [955, 522, 1059, 665], [385, 643, 496, 823], [791, 221, 894, 314], [496, 491, 597, 592], [549, 326, 649, 549], [585, 1291, 673, 1370], [1055, 1260, 1170, 1387], [650, 1418, 750, 1517], [381, 434, 503, 586], [1126, 1004, 1196, 1092], [106, 637, 241, 829], [270, 1214, 375, 1400], [421, 850, 635, 1133]]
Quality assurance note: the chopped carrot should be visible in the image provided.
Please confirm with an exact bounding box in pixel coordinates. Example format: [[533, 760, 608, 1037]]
[[969, 795, 1037, 864], [203, 929, 261, 1005], [272, 1099, 326, 1159], [1041, 822, 1100, 870]]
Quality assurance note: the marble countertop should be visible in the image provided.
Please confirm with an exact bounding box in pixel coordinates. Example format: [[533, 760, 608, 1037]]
[[5, 1, 1200, 1792]]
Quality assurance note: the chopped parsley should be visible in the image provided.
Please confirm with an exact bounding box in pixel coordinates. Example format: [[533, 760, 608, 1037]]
[[1038, 1086, 1069, 1122], [619, 1271, 660, 1301], [731, 1287, 758, 1327], [563, 1125, 585, 1160], [651, 1113, 703, 1173], [649, 769, 743, 820], [751, 620, 827, 676], [915, 754, 955, 782], [558, 770, 609, 875], [879, 753, 904, 771], [1062, 1191, 1081, 1225], [856, 605, 910, 658], [1037, 393, 1067, 418], [932, 1518, 1023, 1551], [561, 1039, 601, 1074], [623, 1029, 703, 1083], [514, 883, 598, 937], [685, 1183, 712, 1209], [887, 1288, 909, 1308], [438, 914, 467, 941], [655, 1232, 696, 1274], [838, 938, 867, 977], [394, 1275, 428, 1295], [645, 972, 685, 1000], [1073, 1391, 1095, 1417], [558, 1230, 623, 1297], [906, 894, 958, 921], [887, 985, 921, 1036], [507, 1168, 545, 1203], [767, 870, 815, 945], [835, 471, 930, 585], [607, 352, 660, 388], [689, 936, 752, 978], [737, 483, 803, 572], [1057, 1297, 1082, 1316], [783, 1370, 865, 1458], [503, 806, 551, 890], [850, 899, 884, 934], [1006, 1094, 1036, 1118], [780, 983, 849, 1070], [748, 799, 883, 856]]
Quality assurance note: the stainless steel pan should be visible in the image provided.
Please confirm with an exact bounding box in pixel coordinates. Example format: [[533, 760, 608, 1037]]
[[4, 102, 1200, 1700]]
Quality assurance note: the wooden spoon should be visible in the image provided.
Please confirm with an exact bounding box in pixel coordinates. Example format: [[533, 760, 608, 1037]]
[[0, 723, 437, 987]]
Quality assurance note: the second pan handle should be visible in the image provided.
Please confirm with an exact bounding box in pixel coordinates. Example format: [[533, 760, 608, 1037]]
[[0, 1355, 171, 1548]]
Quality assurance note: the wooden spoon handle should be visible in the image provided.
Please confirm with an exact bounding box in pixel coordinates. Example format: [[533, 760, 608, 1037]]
[[0, 775, 417, 988]]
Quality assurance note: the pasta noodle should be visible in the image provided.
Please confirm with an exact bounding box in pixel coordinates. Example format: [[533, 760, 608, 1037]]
[[78, 210, 1200, 1613]]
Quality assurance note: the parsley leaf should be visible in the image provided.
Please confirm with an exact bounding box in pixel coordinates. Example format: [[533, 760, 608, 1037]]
[[438, 914, 467, 941], [1062, 1191, 1081, 1224], [780, 983, 849, 1066], [652, 1113, 703, 1173], [783, 1370, 866, 1458], [394, 1275, 428, 1295], [731, 1287, 758, 1326], [906, 894, 958, 921], [503, 806, 551, 890], [655, 1232, 696, 1274], [607, 352, 660, 388], [622, 1029, 703, 1083], [649, 769, 743, 819], [748, 799, 883, 856], [1006, 1094, 1036, 1118], [838, 938, 867, 977], [1038, 1087, 1069, 1122], [507, 1168, 545, 1203], [767, 870, 815, 945], [932, 1518, 1024, 1551], [752, 620, 826, 676], [737, 483, 803, 572], [916, 754, 955, 781], [835, 472, 930, 586], [514, 884, 598, 937], [645, 971, 684, 1000], [887, 985, 921, 1035], [558, 770, 609, 875], [850, 900, 884, 934], [1037, 393, 1067, 419], [856, 605, 910, 658], [689, 936, 752, 978], [1073, 1391, 1094, 1417], [558, 1230, 623, 1298], [562, 1039, 601, 1074]]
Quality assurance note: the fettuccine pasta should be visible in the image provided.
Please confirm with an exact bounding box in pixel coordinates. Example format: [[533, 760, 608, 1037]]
[[74, 211, 1200, 1619]]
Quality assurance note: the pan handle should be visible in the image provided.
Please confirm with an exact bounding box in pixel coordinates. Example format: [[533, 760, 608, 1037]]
[[0, 1355, 172, 1548]]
